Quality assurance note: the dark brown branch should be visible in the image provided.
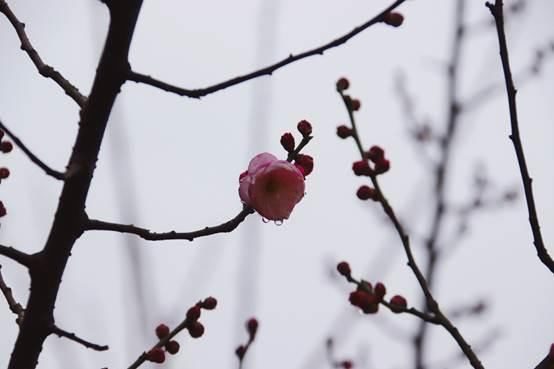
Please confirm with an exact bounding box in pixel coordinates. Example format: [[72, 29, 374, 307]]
[[0, 119, 65, 180], [0, 244, 33, 268], [8, 2, 144, 368], [380, 301, 441, 324], [338, 90, 484, 369], [0, 0, 86, 107], [86, 207, 254, 242], [127, 0, 406, 99], [486, 0, 554, 275], [50, 324, 108, 351], [0, 265, 25, 323]]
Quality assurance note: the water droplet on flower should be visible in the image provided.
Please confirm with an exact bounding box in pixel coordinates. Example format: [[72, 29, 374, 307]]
[[262, 217, 269, 223], [274, 220, 283, 226]]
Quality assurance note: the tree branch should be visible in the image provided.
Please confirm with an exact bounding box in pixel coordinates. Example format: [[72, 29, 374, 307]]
[[0, 119, 65, 180], [50, 324, 108, 351], [0, 244, 33, 268], [486, 0, 554, 275], [0, 265, 25, 323], [86, 206, 254, 242], [0, 0, 87, 107], [126, 0, 406, 99]]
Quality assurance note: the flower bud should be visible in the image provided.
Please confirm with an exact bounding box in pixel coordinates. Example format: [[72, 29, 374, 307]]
[[246, 318, 258, 338], [146, 347, 166, 363], [186, 305, 201, 322], [188, 321, 205, 338], [336, 125, 353, 139], [1, 141, 13, 153], [374, 282, 386, 300], [352, 161, 371, 176], [280, 133, 295, 152], [336, 261, 351, 277], [341, 360, 353, 369], [166, 340, 180, 355], [336, 77, 350, 91], [201, 297, 218, 310], [297, 120, 312, 137], [374, 159, 390, 175], [295, 154, 314, 176], [155, 324, 170, 339], [0, 201, 6, 217], [356, 186, 377, 201], [350, 99, 361, 111], [0, 167, 10, 179], [366, 146, 385, 163], [390, 295, 407, 312], [383, 12, 404, 27]]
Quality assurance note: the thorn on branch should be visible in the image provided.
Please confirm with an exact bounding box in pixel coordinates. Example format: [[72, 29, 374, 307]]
[[0, 265, 25, 324]]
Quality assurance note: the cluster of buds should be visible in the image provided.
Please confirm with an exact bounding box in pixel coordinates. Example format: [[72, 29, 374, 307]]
[[337, 261, 407, 315], [235, 318, 259, 362], [146, 296, 218, 364], [0, 129, 13, 218], [335, 77, 361, 112], [280, 120, 314, 176]]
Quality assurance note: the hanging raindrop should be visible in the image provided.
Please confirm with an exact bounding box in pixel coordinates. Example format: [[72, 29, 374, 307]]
[[262, 217, 269, 223], [274, 220, 284, 226]]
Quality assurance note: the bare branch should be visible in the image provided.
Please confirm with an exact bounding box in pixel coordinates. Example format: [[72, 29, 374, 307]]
[[50, 325, 108, 351], [0, 244, 33, 268], [0, 119, 65, 180], [127, 0, 406, 99], [0, 265, 25, 323], [380, 301, 441, 324], [86, 206, 254, 242], [0, 0, 87, 107], [486, 0, 554, 275]]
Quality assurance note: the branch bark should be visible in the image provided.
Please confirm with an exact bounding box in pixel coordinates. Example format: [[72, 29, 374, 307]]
[[7, 2, 144, 368]]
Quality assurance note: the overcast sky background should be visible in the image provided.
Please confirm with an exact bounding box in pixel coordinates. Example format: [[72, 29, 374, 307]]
[[0, 0, 553, 368]]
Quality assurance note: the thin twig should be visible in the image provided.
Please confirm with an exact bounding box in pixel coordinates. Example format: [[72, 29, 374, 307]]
[[50, 325, 108, 351], [0, 244, 33, 268], [0, 119, 65, 180], [0, 265, 25, 323], [86, 207, 254, 242], [486, 0, 554, 275], [127, 0, 406, 99], [0, 0, 86, 107], [338, 90, 484, 369], [380, 301, 441, 324]]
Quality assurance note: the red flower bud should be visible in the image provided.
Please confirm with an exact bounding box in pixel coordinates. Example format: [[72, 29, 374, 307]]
[[336, 77, 350, 92], [155, 324, 170, 339], [295, 154, 314, 176], [374, 282, 386, 300], [235, 345, 246, 359], [336, 125, 353, 139], [146, 347, 166, 363], [337, 261, 351, 277], [246, 318, 258, 338], [297, 120, 312, 137], [352, 161, 371, 176], [188, 321, 205, 338], [356, 186, 377, 201], [349, 290, 367, 307], [350, 99, 361, 111], [186, 305, 201, 322], [0, 201, 6, 217], [366, 146, 385, 163], [341, 360, 353, 369], [0, 167, 9, 179], [383, 12, 404, 27], [165, 340, 180, 355], [390, 295, 407, 312], [201, 296, 218, 310], [280, 132, 295, 152], [374, 159, 390, 175], [1, 141, 13, 153]]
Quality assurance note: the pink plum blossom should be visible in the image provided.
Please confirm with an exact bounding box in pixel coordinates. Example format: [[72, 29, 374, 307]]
[[239, 152, 305, 221]]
